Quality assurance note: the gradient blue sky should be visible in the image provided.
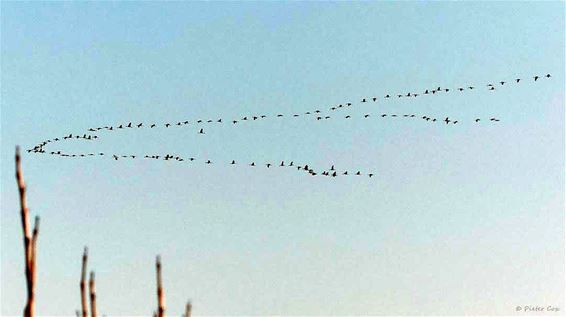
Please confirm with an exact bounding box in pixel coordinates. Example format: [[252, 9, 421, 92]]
[[1, 2, 564, 315]]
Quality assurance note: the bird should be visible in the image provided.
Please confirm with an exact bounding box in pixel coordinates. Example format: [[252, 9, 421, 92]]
[[118, 124, 123, 129], [515, 78, 521, 83], [372, 97, 377, 102], [345, 115, 351, 119], [230, 160, 236, 165], [250, 162, 256, 166], [475, 118, 481, 122], [468, 86, 474, 89], [205, 160, 212, 164], [317, 117, 322, 120], [534, 75, 540, 81], [368, 173, 374, 178], [303, 164, 309, 171], [385, 94, 390, 98], [137, 123, 143, 128], [444, 117, 450, 124], [381, 114, 387, 117], [293, 114, 299, 117], [445, 88, 449, 92], [489, 86, 495, 91], [207, 119, 213, 123], [280, 161, 285, 167], [197, 120, 203, 123], [458, 88, 464, 91], [289, 161, 294, 166], [362, 98, 367, 103], [330, 165, 335, 171], [242, 117, 248, 121], [150, 124, 156, 128], [343, 171, 348, 175], [184, 121, 189, 124], [198, 128, 204, 134], [397, 94, 402, 98], [127, 122, 132, 128], [331, 171, 337, 177], [356, 171, 361, 176], [364, 114, 370, 118], [424, 90, 429, 94], [499, 81, 505, 85], [165, 123, 171, 127], [453, 120, 458, 124], [546, 73, 551, 78], [233, 120, 238, 124], [217, 119, 222, 123], [266, 163, 272, 168], [347, 102, 352, 106], [113, 155, 118, 160], [277, 114, 283, 117]]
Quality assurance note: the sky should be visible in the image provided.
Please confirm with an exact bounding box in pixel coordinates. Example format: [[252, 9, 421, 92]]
[[1, 2, 564, 316]]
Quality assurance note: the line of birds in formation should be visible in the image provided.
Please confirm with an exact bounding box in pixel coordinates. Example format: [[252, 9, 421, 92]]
[[25, 73, 550, 178], [30, 149, 374, 178], [28, 112, 502, 154], [78, 73, 548, 135]]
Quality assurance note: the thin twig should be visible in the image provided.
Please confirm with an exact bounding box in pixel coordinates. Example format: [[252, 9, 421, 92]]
[[184, 301, 192, 317], [156, 256, 165, 317], [89, 271, 97, 317], [80, 247, 89, 317], [16, 146, 38, 317]]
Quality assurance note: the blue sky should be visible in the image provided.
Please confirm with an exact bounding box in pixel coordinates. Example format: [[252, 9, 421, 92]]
[[1, 2, 564, 315]]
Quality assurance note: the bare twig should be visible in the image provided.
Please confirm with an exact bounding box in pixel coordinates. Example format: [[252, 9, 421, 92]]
[[155, 256, 165, 317], [80, 247, 89, 317], [16, 146, 38, 317], [184, 301, 192, 317], [89, 271, 97, 317]]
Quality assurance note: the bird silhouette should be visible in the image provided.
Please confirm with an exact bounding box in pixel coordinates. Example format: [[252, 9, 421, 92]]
[[199, 128, 204, 134], [515, 78, 521, 83], [250, 162, 256, 166], [266, 163, 272, 168], [205, 160, 212, 164], [150, 124, 156, 128], [165, 123, 171, 127], [233, 120, 238, 124], [362, 98, 367, 103], [113, 155, 118, 160], [499, 81, 505, 85], [545, 74, 551, 78], [343, 171, 348, 175], [127, 122, 132, 128], [280, 161, 285, 167], [385, 94, 390, 98], [356, 171, 361, 176], [364, 114, 370, 118], [534, 76, 540, 81], [137, 123, 142, 128], [444, 117, 450, 124], [475, 118, 480, 122], [231, 160, 236, 165], [368, 173, 374, 177]]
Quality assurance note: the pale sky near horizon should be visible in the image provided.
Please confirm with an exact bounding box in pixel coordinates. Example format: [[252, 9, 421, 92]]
[[1, 2, 564, 316]]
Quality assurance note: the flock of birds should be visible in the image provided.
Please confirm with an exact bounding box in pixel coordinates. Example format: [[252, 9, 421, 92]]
[[26, 73, 551, 178]]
